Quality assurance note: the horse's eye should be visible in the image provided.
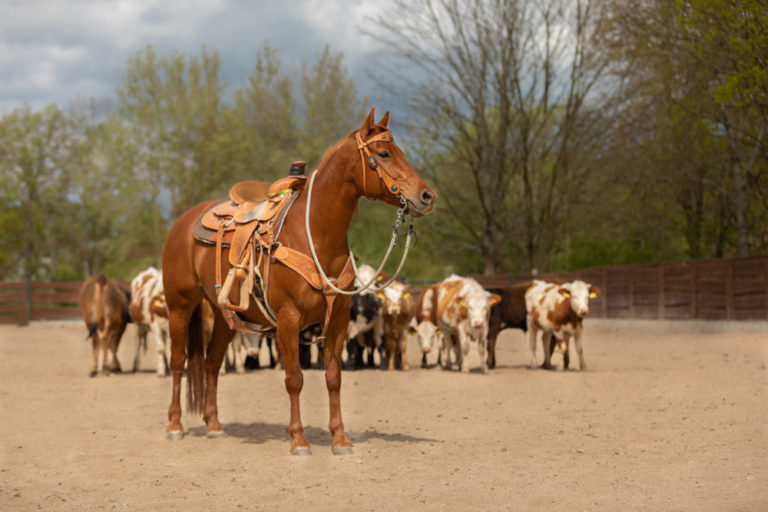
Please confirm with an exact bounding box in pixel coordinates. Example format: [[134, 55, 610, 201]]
[[378, 150, 391, 159]]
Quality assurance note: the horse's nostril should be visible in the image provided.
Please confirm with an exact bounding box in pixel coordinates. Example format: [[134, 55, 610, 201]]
[[421, 189, 434, 205]]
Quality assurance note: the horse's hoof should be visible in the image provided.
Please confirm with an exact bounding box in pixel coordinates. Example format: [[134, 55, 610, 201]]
[[206, 430, 225, 439], [166, 430, 184, 441], [332, 445, 354, 456], [291, 447, 312, 456]]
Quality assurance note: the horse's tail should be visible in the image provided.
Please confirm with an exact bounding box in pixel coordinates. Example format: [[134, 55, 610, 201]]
[[186, 303, 206, 415], [84, 275, 107, 340]]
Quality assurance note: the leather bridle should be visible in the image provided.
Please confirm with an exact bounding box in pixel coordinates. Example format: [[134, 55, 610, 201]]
[[355, 129, 406, 207]]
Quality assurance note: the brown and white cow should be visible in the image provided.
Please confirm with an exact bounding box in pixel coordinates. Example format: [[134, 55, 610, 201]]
[[79, 274, 132, 377], [410, 283, 443, 368], [434, 276, 501, 374], [129, 267, 170, 376], [346, 264, 384, 370], [377, 280, 416, 370], [525, 279, 602, 371]]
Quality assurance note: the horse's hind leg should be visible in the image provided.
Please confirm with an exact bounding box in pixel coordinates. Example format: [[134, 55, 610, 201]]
[[202, 310, 235, 437], [166, 304, 194, 439]]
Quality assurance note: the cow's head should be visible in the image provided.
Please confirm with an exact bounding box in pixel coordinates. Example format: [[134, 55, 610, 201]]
[[409, 318, 442, 353], [447, 282, 501, 341], [559, 280, 601, 318], [377, 281, 414, 318]]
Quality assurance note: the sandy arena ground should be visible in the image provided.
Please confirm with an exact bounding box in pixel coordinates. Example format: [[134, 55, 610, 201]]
[[1, 320, 766, 511]]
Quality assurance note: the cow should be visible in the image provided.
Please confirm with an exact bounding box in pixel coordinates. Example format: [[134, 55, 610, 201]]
[[434, 276, 501, 374], [525, 279, 602, 371], [79, 274, 132, 377], [129, 267, 170, 376], [346, 292, 383, 370], [485, 280, 563, 370], [378, 280, 416, 370], [410, 283, 443, 368], [346, 264, 384, 370], [223, 333, 265, 373]]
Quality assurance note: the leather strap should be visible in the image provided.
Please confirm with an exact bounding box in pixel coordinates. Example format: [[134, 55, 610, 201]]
[[355, 130, 401, 200]]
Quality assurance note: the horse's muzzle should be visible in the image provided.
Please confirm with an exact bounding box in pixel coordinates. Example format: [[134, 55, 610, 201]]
[[406, 188, 437, 217]]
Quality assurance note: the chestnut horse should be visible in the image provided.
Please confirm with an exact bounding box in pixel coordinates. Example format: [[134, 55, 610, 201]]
[[162, 108, 436, 454]]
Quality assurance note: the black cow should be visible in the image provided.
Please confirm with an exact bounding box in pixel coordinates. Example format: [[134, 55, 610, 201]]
[[345, 292, 383, 370], [486, 281, 563, 369]]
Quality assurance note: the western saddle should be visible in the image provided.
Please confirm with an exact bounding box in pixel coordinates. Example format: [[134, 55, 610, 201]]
[[193, 162, 355, 337]]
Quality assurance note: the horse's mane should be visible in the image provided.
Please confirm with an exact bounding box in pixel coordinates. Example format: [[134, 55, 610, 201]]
[[318, 130, 356, 166]]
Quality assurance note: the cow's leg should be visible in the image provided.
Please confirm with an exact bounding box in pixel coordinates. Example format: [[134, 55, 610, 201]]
[[385, 329, 396, 371], [541, 330, 555, 370], [487, 321, 500, 369], [554, 333, 568, 371], [275, 310, 310, 454], [89, 333, 100, 377], [149, 322, 166, 376], [398, 333, 410, 371], [132, 325, 146, 373], [440, 333, 451, 370], [458, 330, 470, 374], [202, 313, 234, 437], [574, 330, 586, 370], [98, 326, 111, 375], [323, 319, 353, 455], [478, 335, 488, 374], [527, 323, 538, 369]]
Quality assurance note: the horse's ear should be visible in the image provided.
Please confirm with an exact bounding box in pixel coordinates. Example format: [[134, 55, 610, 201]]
[[361, 107, 376, 133], [378, 110, 390, 128]]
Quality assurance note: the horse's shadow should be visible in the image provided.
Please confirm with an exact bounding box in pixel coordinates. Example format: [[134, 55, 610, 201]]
[[187, 422, 441, 447]]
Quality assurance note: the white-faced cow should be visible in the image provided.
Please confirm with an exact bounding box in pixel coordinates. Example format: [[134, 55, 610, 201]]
[[435, 276, 500, 374], [377, 280, 416, 371], [79, 275, 132, 377], [129, 267, 170, 376], [485, 280, 563, 370], [525, 279, 602, 371], [410, 283, 443, 368]]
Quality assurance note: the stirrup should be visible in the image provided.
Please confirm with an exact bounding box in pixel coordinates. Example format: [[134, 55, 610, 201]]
[[218, 268, 250, 312]]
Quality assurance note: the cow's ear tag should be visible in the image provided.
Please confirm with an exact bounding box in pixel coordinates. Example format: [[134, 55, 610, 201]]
[[589, 292, 597, 299], [459, 300, 466, 307], [376, 291, 385, 299], [562, 292, 571, 298], [404, 292, 411, 298], [153, 299, 164, 307], [435, 328, 442, 334]]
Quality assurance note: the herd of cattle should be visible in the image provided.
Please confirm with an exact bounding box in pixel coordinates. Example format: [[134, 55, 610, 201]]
[[78, 265, 601, 377]]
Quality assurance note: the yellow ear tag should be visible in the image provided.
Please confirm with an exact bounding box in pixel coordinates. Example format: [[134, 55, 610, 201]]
[[376, 292, 385, 299], [435, 329, 441, 334], [589, 292, 597, 299], [404, 292, 411, 298], [459, 300, 466, 307], [563, 292, 571, 298], [153, 299, 164, 307]]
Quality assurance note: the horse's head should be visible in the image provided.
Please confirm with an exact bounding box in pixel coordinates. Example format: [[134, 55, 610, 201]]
[[355, 108, 436, 217]]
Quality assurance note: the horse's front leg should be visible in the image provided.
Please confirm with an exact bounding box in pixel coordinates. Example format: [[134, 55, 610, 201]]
[[275, 311, 310, 455], [323, 318, 353, 455], [202, 311, 235, 436]]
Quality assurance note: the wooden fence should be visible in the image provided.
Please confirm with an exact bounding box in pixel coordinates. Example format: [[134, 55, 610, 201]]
[[1, 254, 766, 324], [471, 254, 768, 321], [0, 281, 82, 325]]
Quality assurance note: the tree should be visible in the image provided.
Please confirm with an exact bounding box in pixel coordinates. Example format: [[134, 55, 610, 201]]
[[0, 104, 72, 282], [603, 0, 768, 257], [366, 0, 612, 274]]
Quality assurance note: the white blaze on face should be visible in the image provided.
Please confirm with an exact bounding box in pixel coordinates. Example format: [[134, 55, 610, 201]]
[[441, 276, 493, 341], [564, 280, 592, 317]]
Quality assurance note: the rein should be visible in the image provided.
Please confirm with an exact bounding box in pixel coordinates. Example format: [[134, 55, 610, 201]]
[[305, 131, 416, 296]]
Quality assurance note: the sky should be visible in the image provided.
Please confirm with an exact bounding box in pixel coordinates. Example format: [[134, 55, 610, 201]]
[[0, 0, 387, 113]]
